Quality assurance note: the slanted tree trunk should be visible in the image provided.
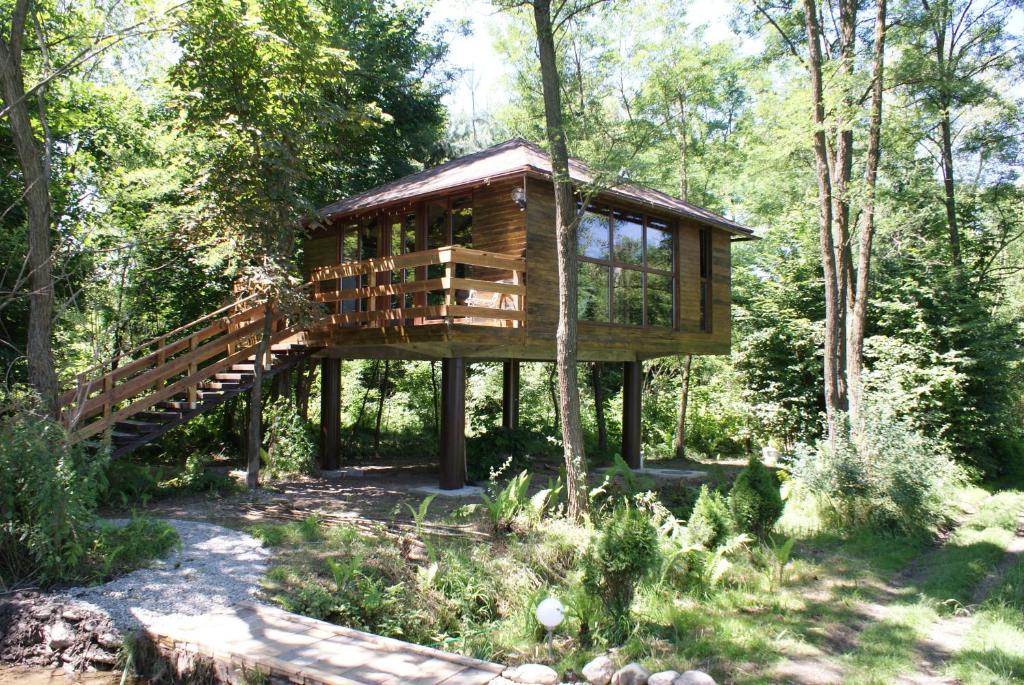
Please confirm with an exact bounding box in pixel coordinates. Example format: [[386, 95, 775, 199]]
[[590, 362, 607, 453], [803, 0, 845, 444], [531, 0, 588, 519], [847, 0, 887, 435], [673, 355, 692, 459], [0, 0, 58, 415]]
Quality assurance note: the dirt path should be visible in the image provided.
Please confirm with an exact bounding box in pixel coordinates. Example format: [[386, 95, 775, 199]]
[[895, 510, 1024, 684], [769, 506, 1024, 685]]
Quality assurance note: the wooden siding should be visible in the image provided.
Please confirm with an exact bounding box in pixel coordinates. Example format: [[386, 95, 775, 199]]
[[304, 234, 338, 281]]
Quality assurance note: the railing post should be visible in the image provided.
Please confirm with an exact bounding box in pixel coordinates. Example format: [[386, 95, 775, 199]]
[[444, 255, 455, 324], [153, 335, 168, 392], [187, 334, 199, 409], [102, 373, 113, 423], [262, 305, 274, 370]]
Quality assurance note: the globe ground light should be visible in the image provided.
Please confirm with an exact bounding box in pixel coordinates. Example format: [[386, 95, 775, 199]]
[[534, 596, 564, 651]]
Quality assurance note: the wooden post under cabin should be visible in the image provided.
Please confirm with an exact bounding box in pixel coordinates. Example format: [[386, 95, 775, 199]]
[[502, 360, 519, 430], [320, 358, 341, 470], [439, 357, 466, 489], [622, 360, 642, 469]]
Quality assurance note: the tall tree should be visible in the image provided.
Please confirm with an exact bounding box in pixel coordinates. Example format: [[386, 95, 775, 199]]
[[893, 0, 1022, 268], [0, 0, 57, 413]]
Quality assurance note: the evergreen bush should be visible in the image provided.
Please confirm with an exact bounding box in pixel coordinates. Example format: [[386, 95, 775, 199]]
[[729, 456, 784, 539], [584, 503, 659, 641], [685, 485, 732, 549]]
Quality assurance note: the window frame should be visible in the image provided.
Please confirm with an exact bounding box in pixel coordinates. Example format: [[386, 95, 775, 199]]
[[576, 202, 677, 329]]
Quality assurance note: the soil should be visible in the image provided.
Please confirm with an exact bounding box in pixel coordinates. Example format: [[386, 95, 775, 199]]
[[0, 592, 121, 672], [0, 666, 125, 685]]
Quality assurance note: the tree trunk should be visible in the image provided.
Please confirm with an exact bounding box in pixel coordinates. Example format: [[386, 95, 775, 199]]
[[531, 0, 589, 520], [0, 1, 58, 415], [847, 0, 887, 435], [246, 305, 273, 489], [803, 0, 845, 445], [373, 360, 390, 455], [939, 111, 961, 267], [672, 354, 692, 459], [547, 363, 560, 432], [590, 362, 607, 452], [294, 359, 316, 422]]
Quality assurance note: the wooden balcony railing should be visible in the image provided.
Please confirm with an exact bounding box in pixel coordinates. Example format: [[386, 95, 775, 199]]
[[309, 245, 526, 330]]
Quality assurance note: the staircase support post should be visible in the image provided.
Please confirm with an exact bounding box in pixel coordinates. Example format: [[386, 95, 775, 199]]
[[502, 360, 519, 430], [622, 360, 643, 469], [439, 357, 466, 490], [319, 358, 341, 471]]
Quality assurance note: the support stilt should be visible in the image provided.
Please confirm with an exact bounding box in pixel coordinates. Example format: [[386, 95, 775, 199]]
[[622, 360, 642, 469], [320, 358, 341, 470], [440, 357, 466, 489], [502, 360, 520, 431]]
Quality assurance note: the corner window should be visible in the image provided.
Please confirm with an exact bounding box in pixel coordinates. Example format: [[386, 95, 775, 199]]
[[576, 205, 675, 328]]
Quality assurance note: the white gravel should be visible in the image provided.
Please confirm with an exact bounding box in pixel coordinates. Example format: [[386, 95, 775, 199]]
[[64, 519, 269, 632]]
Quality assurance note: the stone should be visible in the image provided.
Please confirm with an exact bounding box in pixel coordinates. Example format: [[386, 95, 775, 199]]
[[45, 621, 74, 650], [502, 663, 561, 685], [762, 446, 782, 464], [673, 671, 716, 685], [611, 663, 650, 685], [648, 672, 680, 685], [581, 655, 615, 685], [62, 607, 88, 622], [95, 632, 121, 649]]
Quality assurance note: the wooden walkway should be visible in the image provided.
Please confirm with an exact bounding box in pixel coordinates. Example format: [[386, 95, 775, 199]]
[[145, 602, 504, 685]]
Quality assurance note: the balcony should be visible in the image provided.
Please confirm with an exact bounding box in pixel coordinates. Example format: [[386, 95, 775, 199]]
[[307, 245, 526, 332]]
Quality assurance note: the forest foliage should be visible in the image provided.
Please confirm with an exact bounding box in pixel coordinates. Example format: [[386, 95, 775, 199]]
[[0, 0, 1021, 504]]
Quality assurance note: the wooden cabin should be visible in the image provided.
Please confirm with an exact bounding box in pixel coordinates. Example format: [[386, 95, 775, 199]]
[[304, 139, 754, 488]]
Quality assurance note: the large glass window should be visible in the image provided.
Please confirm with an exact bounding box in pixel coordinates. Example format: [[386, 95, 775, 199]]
[[576, 205, 676, 328]]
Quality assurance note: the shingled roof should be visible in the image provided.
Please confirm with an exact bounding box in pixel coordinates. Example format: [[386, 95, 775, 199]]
[[318, 138, 754, 235]]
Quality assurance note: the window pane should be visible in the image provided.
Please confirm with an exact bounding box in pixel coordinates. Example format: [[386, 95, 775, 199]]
[[389, 220, 402, 257], [341, 227, 359, 262], [578, 210, 610, 259], [427, 201, 448, 248], [646, 220, 673, 271], [613, 212, 643, 264], [359, 222, 378, 260], [578, 262, 609, 322], [613, 267, 643, 326], [647, 273, 674, 328], [403, 214, 417, 254], [452, 196, 472, 247]]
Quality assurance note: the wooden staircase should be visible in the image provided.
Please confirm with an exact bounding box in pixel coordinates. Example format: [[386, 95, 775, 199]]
[[60, 296, 321, 458]]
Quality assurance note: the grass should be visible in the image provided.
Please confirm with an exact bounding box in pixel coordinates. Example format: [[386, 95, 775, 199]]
[[244, 486, 1024, 684], [84, 515, 180, 583]]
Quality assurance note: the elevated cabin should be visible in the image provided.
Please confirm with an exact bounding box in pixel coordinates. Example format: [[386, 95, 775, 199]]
[[305, 139, 754, 488]]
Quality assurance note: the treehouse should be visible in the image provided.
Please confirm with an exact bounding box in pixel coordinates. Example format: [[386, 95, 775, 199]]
[[304, 139, 753, 487], [59, 139, 753, 491]]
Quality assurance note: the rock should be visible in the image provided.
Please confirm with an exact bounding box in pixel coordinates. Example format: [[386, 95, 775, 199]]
[[62, 607, 88, 622], [45, 621, 74, 650], [582, 655, 615, 685], [648, 672, 679, 685], [95, 632, 121, 649], [611, 663, 650, 685], [502, 663, 561, 685], [673, 671, 716, 685]]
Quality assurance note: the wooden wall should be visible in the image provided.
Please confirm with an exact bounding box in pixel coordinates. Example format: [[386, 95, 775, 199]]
[[470, 179, 527, 282], [524, 179, 732, 359]]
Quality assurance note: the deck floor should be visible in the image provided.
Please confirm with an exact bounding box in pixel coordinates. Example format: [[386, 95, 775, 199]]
[[146, 602, 504, 685]]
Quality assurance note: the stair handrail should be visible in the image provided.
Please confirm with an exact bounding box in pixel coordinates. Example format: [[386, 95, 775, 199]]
[[63, 291, 263, 392]]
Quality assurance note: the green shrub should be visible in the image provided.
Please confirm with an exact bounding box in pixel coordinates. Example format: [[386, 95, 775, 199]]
[[729, 456, 783, 539], [0, 392, 109, 586], [263, 398, 316, 480], [685, 485, 732, 549], [89, 516, 179, 581], [466, 428, 555, 482], [790, 404, 965, 534], [480, 469, 532, 532], [584, 503, 659, 641]]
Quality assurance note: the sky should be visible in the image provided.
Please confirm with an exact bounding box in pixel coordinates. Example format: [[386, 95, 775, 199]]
[[427, 0, 748, 120]]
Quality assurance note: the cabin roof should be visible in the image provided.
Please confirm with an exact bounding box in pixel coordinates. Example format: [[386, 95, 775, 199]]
[[318, 138, 754, 235]]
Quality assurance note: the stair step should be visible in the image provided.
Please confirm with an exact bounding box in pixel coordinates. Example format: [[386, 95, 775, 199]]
[[232, 363, 257, 371], [200, 381, 240, 391], [137, 410, 181, 422], [110, 431, 136, 442], [196, 390, 226, 399], [115, 419, 162, 433], [159, 400, 198, 411], [215, 372, 251, 381]]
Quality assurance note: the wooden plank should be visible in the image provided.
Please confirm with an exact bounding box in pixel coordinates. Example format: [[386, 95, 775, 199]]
[[447, 305, 525, 321], [312, 249, 444, 281], [445, 246, 526, 271]]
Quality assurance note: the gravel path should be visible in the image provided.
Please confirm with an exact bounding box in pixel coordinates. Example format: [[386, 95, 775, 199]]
[[64, 519, 269, 632]]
